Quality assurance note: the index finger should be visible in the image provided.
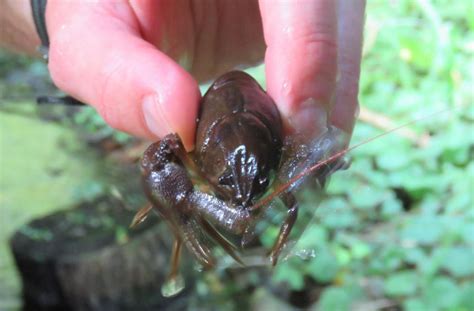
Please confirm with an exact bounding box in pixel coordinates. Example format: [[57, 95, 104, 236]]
[[259, 0, 338, 136], [46, 1, 201, 150]]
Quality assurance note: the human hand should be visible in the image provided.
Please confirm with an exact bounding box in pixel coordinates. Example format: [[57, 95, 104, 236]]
[[45, 0, 365, 150]]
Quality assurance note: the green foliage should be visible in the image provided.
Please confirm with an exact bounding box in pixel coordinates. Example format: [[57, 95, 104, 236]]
[[384, 271, 418, 297], [317, 287, 353, 311], [268, 1, 474, 309], [440, 247, 474, 278], [305, 247, 339, 283], [273, 258, 306, 290], [317, 284, 365, 311]]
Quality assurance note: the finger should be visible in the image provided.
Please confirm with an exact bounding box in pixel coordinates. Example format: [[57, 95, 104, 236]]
[[46, 1, 200, 150], [331, 0, 366, 136], [259, 0, 338, 136]]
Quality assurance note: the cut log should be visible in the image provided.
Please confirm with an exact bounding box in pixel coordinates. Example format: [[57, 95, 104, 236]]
[[10, 196, 193, 311]]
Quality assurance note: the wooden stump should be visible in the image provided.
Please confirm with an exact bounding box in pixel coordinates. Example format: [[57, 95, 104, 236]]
[[10, 196, 193, 311]]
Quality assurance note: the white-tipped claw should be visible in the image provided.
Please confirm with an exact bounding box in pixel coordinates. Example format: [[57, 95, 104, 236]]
[[161, 274, 185, 297]]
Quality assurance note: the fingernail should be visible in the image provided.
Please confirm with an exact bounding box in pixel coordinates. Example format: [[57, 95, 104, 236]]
[[142, 93, 174, 138], [288, 98, 328, 138]]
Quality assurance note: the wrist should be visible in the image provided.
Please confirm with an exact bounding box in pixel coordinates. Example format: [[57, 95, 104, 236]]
[[0, 0, 41, 56]]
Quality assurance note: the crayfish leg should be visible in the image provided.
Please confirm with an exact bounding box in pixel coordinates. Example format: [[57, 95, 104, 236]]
[[161, 238, 185, 297], [129, 204, 153, 228], [179, 215, 216, 269], [169, 238, 183, 278], [199, 218, 244, 266], [268, 192, 298, 266]]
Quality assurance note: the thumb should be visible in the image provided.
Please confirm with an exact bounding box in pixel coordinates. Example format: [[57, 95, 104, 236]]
[[46, 2, 200, 150]]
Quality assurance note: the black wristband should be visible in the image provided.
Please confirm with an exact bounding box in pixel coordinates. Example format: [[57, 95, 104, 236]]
[[30, 0, 86, 106], [30, 0, 49, 61]]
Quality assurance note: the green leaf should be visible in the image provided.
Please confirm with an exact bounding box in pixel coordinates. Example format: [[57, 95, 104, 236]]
[[368, 246, 404, 274], [334, 245, 352, 266], [441, 247, 474, 277], [272, 260, 305, 291], [321, 209, 358, 229], [387, 169, 413, 188], [351, 241, 371, 260], [115, 227, 129, 245], [363, 170, 390, 189], [326, 172, 359, 195], [404, 298, 430, 311], [436, 122, 474, 151], [446, 175, 474, 213], [384, 271, 418, 297], [376, 149, 412, 171], [348, 185, 388, 209], [260, 226, 279, 248], [401, 215, 443, 245], [318, 198, 358, 229], [460, 282, 474, 310], [399, 34, 434, 71], [306, 248, 339, 283], [295, 226, 328, 250], [446, 192, 472, 214], [403, 172, 447, 199], [418, 196, 442, 215], [423, 277, 460, 309], [438, 215, 468, 244], [317, 287, 352, 311], [462, 224, 474, 243], [381, 196, 403, 218], [403, 247, 427, 266], [419, 248, 445, 277]]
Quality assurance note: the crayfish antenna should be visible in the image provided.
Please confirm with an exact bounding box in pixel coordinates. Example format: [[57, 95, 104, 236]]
[[252, 108, 450, 210]]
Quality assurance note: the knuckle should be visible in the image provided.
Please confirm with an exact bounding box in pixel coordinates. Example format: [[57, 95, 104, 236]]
[[338, 65, 361, 100], [299, 36, 338, 67], [298, 31, 337, 51], [289, 25, 338, 55]]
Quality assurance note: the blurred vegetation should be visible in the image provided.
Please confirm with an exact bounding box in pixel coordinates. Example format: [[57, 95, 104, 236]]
[[267, 1, 474, 310], [0, 0, 473, 310]]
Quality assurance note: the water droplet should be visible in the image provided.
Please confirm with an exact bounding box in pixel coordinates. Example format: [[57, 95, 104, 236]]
[[161, 274, 185, 297], [194, 263, 204, 272], [292, 248, 317, 260]]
